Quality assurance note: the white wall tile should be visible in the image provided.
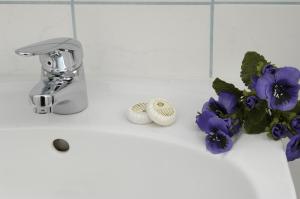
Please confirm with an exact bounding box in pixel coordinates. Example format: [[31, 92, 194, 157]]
[[76, 5, 210, 79], [0, 4, 73, 77], [213, 5, 300, 85]]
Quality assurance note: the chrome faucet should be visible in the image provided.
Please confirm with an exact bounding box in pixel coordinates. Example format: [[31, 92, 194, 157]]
[[15, 38, 88, 114]]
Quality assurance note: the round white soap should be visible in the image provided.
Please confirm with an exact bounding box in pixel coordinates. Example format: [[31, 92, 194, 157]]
[[146, 98, 176, 126], [127, 102, 152, 125]]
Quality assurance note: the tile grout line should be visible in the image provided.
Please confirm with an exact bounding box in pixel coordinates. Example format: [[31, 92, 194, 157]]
[[70, 0, 78, 39], [209, 0, 214, 78]]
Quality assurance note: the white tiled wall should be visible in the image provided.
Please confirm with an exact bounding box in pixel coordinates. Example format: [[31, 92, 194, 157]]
[[2, 1, 300, 81], [76, 5, 210, 79], [0, 4, 73, 77], [0, 0, 300, 197], [213, 4, 300, 86]]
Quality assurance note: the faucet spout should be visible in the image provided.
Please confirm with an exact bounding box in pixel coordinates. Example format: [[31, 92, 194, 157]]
[[30, 68, 88, 115], [32, 94, 54, 114]]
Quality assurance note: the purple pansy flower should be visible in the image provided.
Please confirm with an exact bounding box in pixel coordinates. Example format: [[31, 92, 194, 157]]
[[255, 67, 300, 111], [202, 92, 238, 116], [291, 116, 300, 134], [196, 113, 240, 137], [271, 123, 289, 140], [205, 117, 233, 154], [245, 95, 258, 109], [196, 92, 239, 134], [262, 64, 277, 75], [286, 134, 300, 161]]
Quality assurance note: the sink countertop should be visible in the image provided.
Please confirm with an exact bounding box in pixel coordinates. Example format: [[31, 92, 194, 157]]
[[0, 75, 296, 199]]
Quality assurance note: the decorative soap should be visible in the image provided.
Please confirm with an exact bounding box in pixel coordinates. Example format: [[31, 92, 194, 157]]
[[127, 102, 152, 125], [146, 98, 176, 126]]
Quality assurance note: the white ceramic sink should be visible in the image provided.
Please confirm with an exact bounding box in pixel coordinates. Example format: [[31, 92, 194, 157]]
[[0, 128, 257, 199], [0, 77, 297, 199]]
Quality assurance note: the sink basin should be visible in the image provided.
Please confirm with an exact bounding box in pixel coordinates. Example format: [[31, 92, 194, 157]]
[[0, 128, 256, 199], [0, 78, 296, 199]]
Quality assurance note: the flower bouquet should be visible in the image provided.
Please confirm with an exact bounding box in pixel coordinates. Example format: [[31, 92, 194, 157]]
[[196, 52, 300, 161]]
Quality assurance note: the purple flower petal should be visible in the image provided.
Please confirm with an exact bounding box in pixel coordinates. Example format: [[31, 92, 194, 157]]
[[286, 134, 300, 161], [267, 82, 299, 111], [223, 118, 232, 129], [255, 74, 274, 99], [205, 117, 233, 154], [271, 123, 288, 140], [291, 116, 300, 134], [202, 98, 223, 113], [202, 97, 227, 117], [256, 66, 300, 111], [275, 67, 300, 86], [245, 95, 258, 109], [207, 117, 229, 134], [196, 111, 216, 133], [262, 64, 276, 75], [218, 92, 237, 114], [206, 131, 233, 154]]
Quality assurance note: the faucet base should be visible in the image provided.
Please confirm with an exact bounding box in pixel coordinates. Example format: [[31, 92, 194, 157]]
[[52, 95, 88, 115], [30, 67, 88, 115]]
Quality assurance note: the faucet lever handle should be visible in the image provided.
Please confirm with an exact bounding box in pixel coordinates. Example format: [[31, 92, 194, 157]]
[[15, 37, 82, 57], [15, 37, 83, 73]]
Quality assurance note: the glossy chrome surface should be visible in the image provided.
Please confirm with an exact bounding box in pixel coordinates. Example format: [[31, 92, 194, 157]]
[[15, 38, 88, 114]]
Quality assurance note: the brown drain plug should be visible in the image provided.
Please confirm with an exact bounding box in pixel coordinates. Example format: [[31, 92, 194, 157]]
[[53, 139, 70, 152]]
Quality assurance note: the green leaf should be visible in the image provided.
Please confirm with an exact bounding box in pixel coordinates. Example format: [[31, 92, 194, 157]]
[[212, 78, 243, 98], [242, 90, 256, 97], [244, 101, 271, 134], [278, 102, 299, 124], [281, 112, 297, 123], [289, 100, 300, 114], [240, 51, 268, 88]]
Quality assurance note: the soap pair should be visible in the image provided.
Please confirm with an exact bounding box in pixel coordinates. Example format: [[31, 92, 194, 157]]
[[127, 98, 176, 126]]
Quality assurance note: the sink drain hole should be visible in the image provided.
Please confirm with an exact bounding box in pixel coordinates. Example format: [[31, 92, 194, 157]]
[[53, 139, 70, 152]]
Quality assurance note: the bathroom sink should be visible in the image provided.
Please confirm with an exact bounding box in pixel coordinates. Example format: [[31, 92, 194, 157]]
[[0, 78, 296, 199], [0, 128, 257, 199]]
